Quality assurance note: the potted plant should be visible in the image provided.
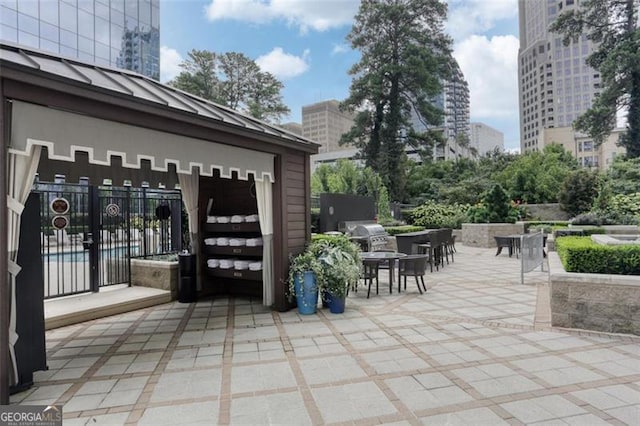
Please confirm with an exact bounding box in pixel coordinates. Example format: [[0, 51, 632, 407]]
[[314, 237, 361, 314], [288, 249, 324, 315]]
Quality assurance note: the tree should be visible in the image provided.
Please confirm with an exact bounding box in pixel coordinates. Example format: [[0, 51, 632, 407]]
[[495, 144, 579, 203], [169, 49, 290, 123], [605, 156, 640, 194], [341, 0, 453, 201], [551, 0, 640, 157], [558, 169, 600, 217]]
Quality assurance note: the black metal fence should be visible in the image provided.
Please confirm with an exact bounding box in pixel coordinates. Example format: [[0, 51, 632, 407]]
[[36, 181, 182, 299]]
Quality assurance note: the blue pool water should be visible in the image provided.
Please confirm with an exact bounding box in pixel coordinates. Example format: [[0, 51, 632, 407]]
[[44, 245, 140, 263]]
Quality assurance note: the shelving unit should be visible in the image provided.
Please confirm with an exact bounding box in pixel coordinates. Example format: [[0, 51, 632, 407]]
[[203, 220, 263, 292]]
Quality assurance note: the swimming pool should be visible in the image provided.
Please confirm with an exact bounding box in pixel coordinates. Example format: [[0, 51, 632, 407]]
[[43, 245, 141, 263]]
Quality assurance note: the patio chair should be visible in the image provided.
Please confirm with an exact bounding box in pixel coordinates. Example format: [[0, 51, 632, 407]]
[[439, 228, 454, 264], [398, 255, 428, 294], [362, 258, 382, 298], [415, 231, 442, 272], [494, 236, 514, 257]]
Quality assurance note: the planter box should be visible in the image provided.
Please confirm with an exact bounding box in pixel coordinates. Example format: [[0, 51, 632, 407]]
[[548, 252, 640, 335], [130, 258, 179, 299], [461, 223, 524, 248]]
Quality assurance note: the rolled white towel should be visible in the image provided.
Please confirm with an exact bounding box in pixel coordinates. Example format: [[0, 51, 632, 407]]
[[229, 238, 246, 246], [206, 216, 217, 223], [216, 237, 229, 246], [216, 216, 231, 224], [207, 259, 220, 268], [231, 215, 244, 223], [246, 238, 263, 247], [204, 238, 217, 246], [219, 259, 235, 269], [248, 261, 263, 271], [244, 214, 259, 222], [234, 260, 250, 270]]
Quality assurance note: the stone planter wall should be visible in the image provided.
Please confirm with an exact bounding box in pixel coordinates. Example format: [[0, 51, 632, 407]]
[[461, 223, 525, 248], [130, 259, 179, 299], [548, 252, 640, 335]]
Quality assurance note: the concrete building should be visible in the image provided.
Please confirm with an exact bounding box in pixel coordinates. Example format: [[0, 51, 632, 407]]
[[540, 126, 626, 170], [518, 0, 601, 153], [302, 100, 355, 154], [0, 0, 160, 79], [470, 122, 504, 155]]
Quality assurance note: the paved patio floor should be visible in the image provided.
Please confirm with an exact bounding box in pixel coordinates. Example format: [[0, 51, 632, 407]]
[[11, 246, 640, 425]]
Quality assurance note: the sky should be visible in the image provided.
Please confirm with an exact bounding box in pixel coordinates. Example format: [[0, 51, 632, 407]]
[[160, 0, 521, 151]]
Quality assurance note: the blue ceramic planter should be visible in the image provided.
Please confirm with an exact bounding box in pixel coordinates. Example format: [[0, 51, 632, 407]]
[[294, 271, 318, 315], [326, 291, 346, 314]]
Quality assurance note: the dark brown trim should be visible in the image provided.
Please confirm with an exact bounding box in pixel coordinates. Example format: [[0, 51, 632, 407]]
[[0, 89, 10, 404], [272, 154, 286, 311], [304, 152, 312, 239]]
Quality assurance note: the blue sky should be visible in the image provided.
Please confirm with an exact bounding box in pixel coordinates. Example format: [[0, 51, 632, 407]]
[[160, 0, 521, 151]]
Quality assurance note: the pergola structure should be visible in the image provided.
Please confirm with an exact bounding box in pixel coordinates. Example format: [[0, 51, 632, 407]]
[[0, 42, 318, 403]]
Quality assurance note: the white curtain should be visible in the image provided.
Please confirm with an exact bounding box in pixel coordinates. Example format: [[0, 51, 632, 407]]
[[255, 180, 273, 307], [7, 145, 42, 385], [178, 171, 201, 290]]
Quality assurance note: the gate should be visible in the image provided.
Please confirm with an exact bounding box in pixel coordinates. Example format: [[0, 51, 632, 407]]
[[37, 181, 183, 299]]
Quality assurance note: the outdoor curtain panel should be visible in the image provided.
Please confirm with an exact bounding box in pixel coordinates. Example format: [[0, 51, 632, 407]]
[[255, 179, 274, 307], [6, 144, 42, 385]]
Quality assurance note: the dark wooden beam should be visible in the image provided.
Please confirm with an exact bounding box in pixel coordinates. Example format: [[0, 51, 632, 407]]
[[0, 87, 10, 404]]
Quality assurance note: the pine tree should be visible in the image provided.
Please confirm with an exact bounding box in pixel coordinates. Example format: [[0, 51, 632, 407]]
[[341, 0, 454, 201]]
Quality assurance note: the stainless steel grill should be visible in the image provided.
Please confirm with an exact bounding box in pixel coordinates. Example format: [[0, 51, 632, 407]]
[[348, 223, 389, 252]]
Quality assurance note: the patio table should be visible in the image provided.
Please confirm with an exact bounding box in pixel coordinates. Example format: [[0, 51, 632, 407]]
[[360, 251, 407, 293]]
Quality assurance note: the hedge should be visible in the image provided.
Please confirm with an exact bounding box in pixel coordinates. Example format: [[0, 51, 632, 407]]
[[556, 236, 640, 275], [383, 225, 424, 236]]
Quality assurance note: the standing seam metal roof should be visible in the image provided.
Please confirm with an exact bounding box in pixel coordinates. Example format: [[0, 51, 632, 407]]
[[0, 42, 317, 149]]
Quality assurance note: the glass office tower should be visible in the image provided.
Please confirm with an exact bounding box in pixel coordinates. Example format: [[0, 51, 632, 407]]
[[0, 0, 160, 80]]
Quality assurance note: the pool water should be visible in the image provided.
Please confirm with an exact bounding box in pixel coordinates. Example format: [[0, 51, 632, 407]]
[[43, 245, 140, 262]]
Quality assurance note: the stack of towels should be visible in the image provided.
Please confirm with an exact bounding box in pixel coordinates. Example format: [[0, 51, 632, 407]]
[[245, 238, 263, 247], [207, 214, 260, 223]]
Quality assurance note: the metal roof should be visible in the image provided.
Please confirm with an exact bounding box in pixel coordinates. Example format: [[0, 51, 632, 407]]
[[0, 42, 318, 151]]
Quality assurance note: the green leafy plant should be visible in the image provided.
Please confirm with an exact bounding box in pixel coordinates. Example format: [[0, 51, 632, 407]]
[[408, 201, 469, 229], [559, 169, 599, 217], [466, 184, 519, 224], [308, 236, 361, 300], [287, 248, 324, 303]]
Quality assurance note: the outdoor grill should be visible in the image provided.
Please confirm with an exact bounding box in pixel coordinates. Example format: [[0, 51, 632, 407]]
[[347, 223, 389, 252]]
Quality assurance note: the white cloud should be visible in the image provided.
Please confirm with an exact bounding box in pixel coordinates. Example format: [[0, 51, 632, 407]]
[[204, 0, 359, 33], [331, 43, 349, 55], [255, 47, 310, 79], [160, 46, 183, 83], [446, 0, 518, 41], [453, 34, 519, 120]]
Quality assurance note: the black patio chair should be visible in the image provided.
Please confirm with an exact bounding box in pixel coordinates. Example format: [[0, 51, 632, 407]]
[[362, 258, 382, 298], [398, 255, 428, 294], [494, 236, 514, 257]]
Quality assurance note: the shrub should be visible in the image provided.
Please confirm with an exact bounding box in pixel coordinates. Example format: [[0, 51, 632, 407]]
[[383, 225, 424, 236], [570, 212, 616, 226], [556, 236, 640, 274], [466, 184, 519, 224], [524, 221, 570, 234], [553, 226, 606, 236], [607, 193, 640, 217], [558, 169, 599, 217], [408, 201, 469, 229]]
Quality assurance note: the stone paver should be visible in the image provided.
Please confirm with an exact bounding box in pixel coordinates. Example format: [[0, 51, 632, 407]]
[[10, 246, 640, 425]]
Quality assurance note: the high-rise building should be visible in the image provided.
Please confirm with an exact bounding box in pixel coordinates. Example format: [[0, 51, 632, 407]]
[[302, 100, 355, 154], [470, 122, 504, 155], [410, 60, 470, 161], [0, 0, 160, 80], [518, 0, 601, 153]]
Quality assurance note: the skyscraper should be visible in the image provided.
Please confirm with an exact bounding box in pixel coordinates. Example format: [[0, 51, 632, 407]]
[[0, 0, 160, 80], [518, 0, 601, 153]]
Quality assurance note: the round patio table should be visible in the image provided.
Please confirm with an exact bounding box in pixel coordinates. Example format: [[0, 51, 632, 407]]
[[360, 251, 407, 293]]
